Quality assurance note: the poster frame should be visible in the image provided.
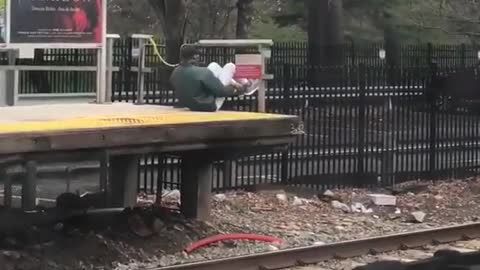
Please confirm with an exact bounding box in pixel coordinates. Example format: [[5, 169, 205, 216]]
[[1, 0, 106, 49]]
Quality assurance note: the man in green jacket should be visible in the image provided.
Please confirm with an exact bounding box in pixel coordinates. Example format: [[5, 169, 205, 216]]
[[170, 45, 248, 112]]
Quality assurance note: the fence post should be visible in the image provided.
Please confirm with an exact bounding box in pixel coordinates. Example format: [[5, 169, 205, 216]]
[[357, 64, 366, 186], [381, 97, 396, 186], [282, 64, 292, 114], [428, 62, 438, 179], [427, 43, 433, 66], [2, 50, 19, 106], [123, 37, 133, 102], [280, 63, 292, 184], [461, 43, 466, 69], [135, 37, 147, 104], [350, 41, 356, 66]]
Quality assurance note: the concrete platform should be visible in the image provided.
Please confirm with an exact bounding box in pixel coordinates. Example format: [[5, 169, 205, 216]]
[[0, 103, 298, 221], [0, 103, 297, 155]]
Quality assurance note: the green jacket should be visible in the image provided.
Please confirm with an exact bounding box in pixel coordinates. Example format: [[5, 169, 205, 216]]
[[170, 64, 237, 112]]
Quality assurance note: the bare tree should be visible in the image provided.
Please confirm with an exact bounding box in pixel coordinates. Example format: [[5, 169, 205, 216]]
[[395, 0, 480, 42], [187, 0, 237, 40]]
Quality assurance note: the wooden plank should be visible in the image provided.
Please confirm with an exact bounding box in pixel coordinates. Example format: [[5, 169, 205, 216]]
[[180, 153, 213, 220]]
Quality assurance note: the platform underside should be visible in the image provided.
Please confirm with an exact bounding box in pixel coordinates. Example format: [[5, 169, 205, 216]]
[[0, 103, 298, 158]]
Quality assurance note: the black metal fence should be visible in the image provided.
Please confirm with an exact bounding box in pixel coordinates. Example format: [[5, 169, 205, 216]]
[[11, 39, 480, 192], [137, 62, 480, 193], [15, 40, 480, 95]]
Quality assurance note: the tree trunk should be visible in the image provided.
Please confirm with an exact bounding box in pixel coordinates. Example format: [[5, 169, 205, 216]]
[[148, 0, 186, 64], [307, 0, 344, 67], [164, 38, 183, 64], [383, 11, 401, 84], [307, 0, 344, 86], [236, 0, 254, 39]]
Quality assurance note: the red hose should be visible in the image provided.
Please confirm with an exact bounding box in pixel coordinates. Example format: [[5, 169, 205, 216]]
[[184, 233, 283, 253]]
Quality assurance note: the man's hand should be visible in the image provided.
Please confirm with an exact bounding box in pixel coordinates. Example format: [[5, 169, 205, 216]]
[[232, 82, 248, 95]]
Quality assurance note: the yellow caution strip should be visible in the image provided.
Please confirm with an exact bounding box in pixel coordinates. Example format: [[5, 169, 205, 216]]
[[0, 111, 285, 134]]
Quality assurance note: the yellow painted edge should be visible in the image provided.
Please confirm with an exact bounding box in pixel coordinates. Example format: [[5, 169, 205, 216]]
[[0, 111, 287, 134]]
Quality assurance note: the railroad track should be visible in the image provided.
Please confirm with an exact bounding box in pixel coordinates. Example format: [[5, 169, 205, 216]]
[[155, 222, 480, 270], [291, 239, 480, 269]]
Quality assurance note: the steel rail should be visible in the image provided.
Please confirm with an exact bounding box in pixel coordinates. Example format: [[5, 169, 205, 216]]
[[154, 222, 480, 270]]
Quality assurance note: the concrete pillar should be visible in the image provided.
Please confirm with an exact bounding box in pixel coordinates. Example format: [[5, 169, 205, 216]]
[[180, 153, 213, 221], [22, 161, 37, 211], [0, 168, 12, 208], [108, 155, 139, 208], [223, 159, 237, 189], [0, 50, 18, 106]]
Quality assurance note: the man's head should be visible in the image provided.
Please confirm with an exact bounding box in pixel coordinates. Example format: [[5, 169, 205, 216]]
[[180, 45, 201, 65]]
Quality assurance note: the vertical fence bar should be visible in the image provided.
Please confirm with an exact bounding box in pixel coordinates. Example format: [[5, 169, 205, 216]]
[[357, 64, 366, 186], [428, 62, 438, 178]]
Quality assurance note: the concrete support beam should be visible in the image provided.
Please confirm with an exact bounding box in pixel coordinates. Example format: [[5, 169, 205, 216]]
[[1, 168, 12, 208], [108, 155, 139, 208], [223, 159, 237, 190], [22, 161, 37, 211], [180, 153, 213, 221]]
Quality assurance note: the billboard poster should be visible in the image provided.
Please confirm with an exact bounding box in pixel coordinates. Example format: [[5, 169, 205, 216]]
[[9, 0, 102, 44], [0, 0, 5, 43]]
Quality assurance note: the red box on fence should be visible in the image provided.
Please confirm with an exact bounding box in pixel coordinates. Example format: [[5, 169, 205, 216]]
[[234, 54, 263, 79]]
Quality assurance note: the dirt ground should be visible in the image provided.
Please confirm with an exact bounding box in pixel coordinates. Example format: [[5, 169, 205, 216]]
[[2, 177, 480, 270]]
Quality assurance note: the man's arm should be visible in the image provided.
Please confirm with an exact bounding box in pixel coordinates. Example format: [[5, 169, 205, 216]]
[[201, 69, 244, 97]]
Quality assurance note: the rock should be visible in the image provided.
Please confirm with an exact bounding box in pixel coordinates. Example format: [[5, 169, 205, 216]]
[[351, 202, 362, 213], [389, 214, 401, 220], [313, 241, 326, 246], [267, 245, 279, 251], [276, 193, 287, 202], [334, 225, 346, 231], [391, 183, 429, 195], [470, 182, 480, 194], [115, 263, 129, 270], [434, 195, 444, 201], [292, 196, 303, 206], [395, 208, 402, 214], [368, 194, 397, 206], [409, 211, 426, 223], [213, 194, 227, 202], [351, 202, 373, 213], [163, 190, 181, 202], [53, 222, 64, 232], [223, 240, 237, 248], [152, 218, 165, 233], [47, 261, 59, 269], [292, 196, 310, 206], [324, 190, 335, 197], [331, 200, 351, 213], [173, 224, 184, 232], [319, 190, 342, 202], [2, 251, 21, 260]]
